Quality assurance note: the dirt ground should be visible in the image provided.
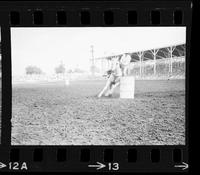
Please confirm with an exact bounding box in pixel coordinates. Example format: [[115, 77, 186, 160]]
[[11, 79, 185, 145]]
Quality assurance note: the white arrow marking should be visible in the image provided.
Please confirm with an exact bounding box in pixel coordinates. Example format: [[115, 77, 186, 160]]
[[88, 162, 106, 170], [0, 162, 7, 169], [174, 162, 189, 170]]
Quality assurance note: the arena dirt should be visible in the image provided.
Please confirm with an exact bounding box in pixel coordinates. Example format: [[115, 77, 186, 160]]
[[11, 79, 185, 145]]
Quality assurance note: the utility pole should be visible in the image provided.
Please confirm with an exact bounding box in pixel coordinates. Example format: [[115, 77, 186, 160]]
[[91, 45, 95, 76]]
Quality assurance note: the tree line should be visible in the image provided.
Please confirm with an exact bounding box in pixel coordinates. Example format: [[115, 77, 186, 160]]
[[25, 63, 86, 75]]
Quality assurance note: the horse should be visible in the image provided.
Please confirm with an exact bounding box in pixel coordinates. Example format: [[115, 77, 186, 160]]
[[97, 53, 132, 98], [97, 57, 122, 98]]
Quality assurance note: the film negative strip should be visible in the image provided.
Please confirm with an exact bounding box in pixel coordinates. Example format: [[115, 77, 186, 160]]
[[0, 0, 193, 173]]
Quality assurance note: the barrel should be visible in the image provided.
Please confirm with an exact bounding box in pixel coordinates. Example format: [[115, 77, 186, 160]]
[[120, 76, 135, 99], [65, 78, 69, 85]]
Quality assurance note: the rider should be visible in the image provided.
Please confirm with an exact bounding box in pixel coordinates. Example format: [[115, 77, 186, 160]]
[[120, 53, 132, 76]]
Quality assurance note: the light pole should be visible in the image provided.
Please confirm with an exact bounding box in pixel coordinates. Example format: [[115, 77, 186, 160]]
[[91, 45, 95, 76]]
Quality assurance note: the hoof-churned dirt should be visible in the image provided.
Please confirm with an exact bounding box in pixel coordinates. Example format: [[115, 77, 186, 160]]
[[11, 79, 185, 145]]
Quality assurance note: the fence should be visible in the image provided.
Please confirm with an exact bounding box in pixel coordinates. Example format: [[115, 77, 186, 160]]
[[12, 74, 68, 84], [12, 72, 100, 84]]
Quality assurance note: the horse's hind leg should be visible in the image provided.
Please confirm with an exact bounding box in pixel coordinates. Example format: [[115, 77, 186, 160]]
[[105, 77, 120, 96], [108, 82, 120, 95], [104, 84, 113, 96]]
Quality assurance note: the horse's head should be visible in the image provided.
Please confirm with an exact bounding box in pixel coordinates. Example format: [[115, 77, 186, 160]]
[[111, 57, 120, 70]]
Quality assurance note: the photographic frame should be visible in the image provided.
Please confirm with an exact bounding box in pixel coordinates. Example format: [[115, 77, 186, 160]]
[[0, 0, 192, 173]]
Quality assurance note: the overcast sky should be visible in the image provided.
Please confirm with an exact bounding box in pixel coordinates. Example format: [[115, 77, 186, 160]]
[[11, 27, 186, 76]]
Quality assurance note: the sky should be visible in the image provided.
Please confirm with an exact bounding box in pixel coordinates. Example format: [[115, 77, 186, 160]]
[[11, 27, 186, 76]]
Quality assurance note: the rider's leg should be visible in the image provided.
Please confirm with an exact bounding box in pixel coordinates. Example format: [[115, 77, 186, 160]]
[[123, 67, 128, 76], [120, 65, 126, 76]]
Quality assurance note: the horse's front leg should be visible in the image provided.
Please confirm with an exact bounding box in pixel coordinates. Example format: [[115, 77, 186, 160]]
[[97, 79, 111, 98], [105, 76, 120, 96]]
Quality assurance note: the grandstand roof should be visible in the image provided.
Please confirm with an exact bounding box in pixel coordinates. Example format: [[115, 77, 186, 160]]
[[96, 43, 186, 62]]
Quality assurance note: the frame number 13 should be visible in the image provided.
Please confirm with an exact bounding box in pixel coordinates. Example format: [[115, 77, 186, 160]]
[[108, 163, 119, 171]]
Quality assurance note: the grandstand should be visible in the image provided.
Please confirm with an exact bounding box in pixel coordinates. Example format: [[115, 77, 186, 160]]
[[94, 43, 185, 79]]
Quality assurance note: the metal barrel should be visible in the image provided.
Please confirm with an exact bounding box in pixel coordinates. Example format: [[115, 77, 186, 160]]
[[120, 76, 135, 99]]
